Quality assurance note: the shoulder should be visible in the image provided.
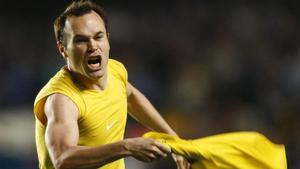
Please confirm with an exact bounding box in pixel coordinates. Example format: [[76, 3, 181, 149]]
[[108, 59, 127, 72], [44, 93, 79, 121], [34, 67, 85, 125], [34, 67, 80, 106], [108, 59, 128, 84]]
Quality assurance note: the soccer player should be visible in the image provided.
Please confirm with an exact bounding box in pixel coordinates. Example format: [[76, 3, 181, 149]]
[[33, 0, 189, 169]]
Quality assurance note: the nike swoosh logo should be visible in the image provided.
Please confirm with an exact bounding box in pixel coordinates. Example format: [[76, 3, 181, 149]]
[[106, 120, 117, 130]]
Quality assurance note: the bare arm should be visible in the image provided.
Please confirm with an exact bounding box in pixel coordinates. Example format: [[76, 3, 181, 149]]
[[44, 93, 170, 169], [127, 82, 176, 135]]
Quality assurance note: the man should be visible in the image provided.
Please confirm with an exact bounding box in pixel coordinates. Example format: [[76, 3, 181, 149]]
[[34, 0, 189, 169]]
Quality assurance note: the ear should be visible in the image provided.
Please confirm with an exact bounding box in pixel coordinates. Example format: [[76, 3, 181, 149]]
[[57, 41, 67, 59]]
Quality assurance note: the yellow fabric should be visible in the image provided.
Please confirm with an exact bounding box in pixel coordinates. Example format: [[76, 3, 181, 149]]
[[143, 132, 287, 169], [34, 59, 128, 169]]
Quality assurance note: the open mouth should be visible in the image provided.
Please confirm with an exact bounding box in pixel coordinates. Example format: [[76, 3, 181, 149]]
[[87, 56, 102, 70]]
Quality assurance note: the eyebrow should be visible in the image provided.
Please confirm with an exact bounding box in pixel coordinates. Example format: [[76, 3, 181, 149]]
[[95, 31, 105, 36], [74, 31, 105, 39]]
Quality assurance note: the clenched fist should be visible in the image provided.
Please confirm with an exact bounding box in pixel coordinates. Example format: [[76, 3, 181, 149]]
[[124, 137, 171, 162]]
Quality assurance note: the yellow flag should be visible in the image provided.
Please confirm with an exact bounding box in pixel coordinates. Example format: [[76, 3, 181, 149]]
[[143, 132, 286, 169]]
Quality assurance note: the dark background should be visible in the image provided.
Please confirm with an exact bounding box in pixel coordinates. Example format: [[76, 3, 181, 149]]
[[0, 0, 299, 168]]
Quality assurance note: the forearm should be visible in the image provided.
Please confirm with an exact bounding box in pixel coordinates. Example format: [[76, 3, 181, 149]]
[[53, 141, 129, 169], [127, 88, 176, 136]]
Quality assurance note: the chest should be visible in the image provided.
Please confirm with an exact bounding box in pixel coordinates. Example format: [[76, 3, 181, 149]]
[[77, 75, 128, 145]]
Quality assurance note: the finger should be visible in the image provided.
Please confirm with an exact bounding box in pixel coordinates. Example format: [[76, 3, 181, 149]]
[[174, 155, 190, 169], [176, 158, 185, 169], [134, 152, 152, 162], [140, 152, 157, 162], [149, 145, 168, 158], [147, 152, 157, 161], [182, 158, 191, 169], [186, 160, 191, 169], [153, 141, 171, 154], [154, 147, 168, 158], [174, 155, 183, 168]]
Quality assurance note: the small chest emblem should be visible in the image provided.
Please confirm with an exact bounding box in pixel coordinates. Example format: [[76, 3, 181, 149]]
[[106, 120, 117, 130]]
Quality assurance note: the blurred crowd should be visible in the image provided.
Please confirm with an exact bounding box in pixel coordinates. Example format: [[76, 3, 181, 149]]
[[0, 0, 299, 168]]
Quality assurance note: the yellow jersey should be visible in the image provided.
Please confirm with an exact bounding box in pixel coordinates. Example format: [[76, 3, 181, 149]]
[[143, 131, 287, 169], [34, 59, 128, 169]]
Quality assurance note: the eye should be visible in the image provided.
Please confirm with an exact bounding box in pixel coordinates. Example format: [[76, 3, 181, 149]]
[[74, 38, 87, 43], [95, 35, 103, 40]]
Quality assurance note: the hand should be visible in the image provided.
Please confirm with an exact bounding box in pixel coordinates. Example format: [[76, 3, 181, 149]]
[[124, 137, 171, 162], [167, 131, 191, 169], [172, 154, 191, 169]]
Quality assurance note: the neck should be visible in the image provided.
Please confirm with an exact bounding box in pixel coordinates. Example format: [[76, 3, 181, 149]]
[[87, 75, 107, 90], [79, 74, 107, 91], [67, 68, 107, 91]]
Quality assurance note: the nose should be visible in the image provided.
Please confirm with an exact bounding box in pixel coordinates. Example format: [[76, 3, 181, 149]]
[[87, 39, 98, 53]]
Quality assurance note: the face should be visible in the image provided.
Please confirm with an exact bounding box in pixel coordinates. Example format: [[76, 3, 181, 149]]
[[59, 11, 110, 81]]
